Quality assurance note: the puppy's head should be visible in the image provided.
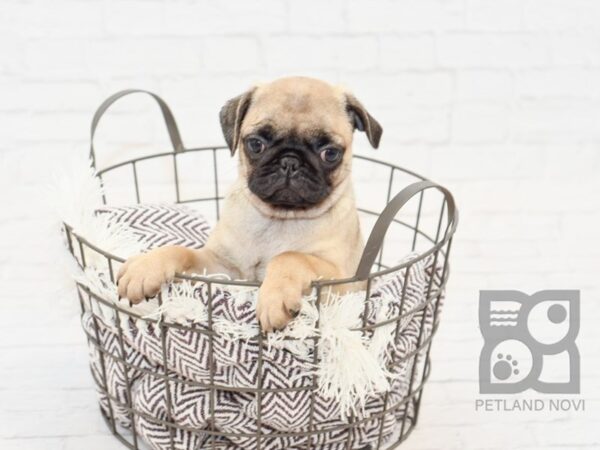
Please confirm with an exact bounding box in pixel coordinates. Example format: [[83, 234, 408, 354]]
[[220, 76, 382, 213]]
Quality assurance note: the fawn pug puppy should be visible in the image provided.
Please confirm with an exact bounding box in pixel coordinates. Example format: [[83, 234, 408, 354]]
[[117, 76, 382, 331]]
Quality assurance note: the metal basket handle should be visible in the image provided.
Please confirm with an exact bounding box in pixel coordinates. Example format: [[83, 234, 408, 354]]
[[354, 180, 457, 280], [89, 89, 184, 170]]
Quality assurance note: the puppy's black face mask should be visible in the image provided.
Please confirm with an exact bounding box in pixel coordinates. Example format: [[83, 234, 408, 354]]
[[243, 125, 344, 210]]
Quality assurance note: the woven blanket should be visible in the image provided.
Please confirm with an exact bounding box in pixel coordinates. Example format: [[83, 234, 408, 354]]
[[76, 204, 443, 450]]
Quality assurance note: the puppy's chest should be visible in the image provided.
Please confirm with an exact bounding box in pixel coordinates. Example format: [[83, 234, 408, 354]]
[[234, 217, 321, 279], [248, 220, 318, 270]]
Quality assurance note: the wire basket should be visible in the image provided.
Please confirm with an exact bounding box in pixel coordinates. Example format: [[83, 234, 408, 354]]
[[64, 90, 458, 450]]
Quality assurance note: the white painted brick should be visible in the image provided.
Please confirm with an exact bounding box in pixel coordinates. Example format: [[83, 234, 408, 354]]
[[380, 35, 436, 70], [2, 145, 76, 185], [0, 34, 22, 75], [0, 1, 17, 34], [561, 212, 600, 240], [105, 1, 164, 36], [346, 0, 464, 32], [86, 38, 202, 77], [460, 253, 565, 273], [396, 71, 456, 106], [437, 33, 550, 68], [25, 112, 90, 142], [465, 0, 523, 31], [0, 112, 27, 143], [550, 33, 600, 66], [1, 404, 108, 438], [24, 39, 87, 79], [380, 106, 450, 144], [412, 422, 542, 450], [522, 0, 600, 31], [542, 145, 600, 178], [430, 144, 544, 180], [64, 435, 124, 450], [1, 81, 103, 112], [451, 102, 509, 143], [160, 75, 250, 107], [453, 180, 599, 213], [458, 213, 561, 241], [455, 70, 514, 101], [93, 107, 168, 146], [204, 37, 261, 73], [1, 438, 64, 450], [265, 36, 378, 71], [530, 420, 599, 448], [343, 72, 454, 108], [478, 240, 540, 257], [288, 0, 346, 33], [14, 0, 105, 38], [162, 0, 286, 35], [517, 69, 600, 99], [0, 78, 23, 112], [513, 100, 600, 143]]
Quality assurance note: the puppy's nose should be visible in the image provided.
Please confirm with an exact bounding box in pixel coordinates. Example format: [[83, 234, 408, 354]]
[[279, 155, 300, 175]]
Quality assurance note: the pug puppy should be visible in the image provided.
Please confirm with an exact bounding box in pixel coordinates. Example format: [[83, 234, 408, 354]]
[[117, 76, 382, 331]]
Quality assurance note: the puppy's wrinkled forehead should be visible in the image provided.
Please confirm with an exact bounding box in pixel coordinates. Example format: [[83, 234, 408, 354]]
[[242, 78, 353, 146], [220, 76, 382, 154]]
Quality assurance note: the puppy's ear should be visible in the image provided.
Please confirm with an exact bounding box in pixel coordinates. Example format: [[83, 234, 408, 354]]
[[345, 94, 383, 149], [219, 88, 255, 155]]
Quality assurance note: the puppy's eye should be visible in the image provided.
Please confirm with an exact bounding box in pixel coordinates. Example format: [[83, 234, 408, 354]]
[[320, 147, 342, 163], [246, 137, 266, 154]]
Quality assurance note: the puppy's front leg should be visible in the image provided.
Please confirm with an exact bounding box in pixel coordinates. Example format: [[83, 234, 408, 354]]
[[117, 246, 227, 303], [257, 252, 341, 332]]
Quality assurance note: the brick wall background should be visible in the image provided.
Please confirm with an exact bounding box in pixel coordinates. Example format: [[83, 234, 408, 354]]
[[1, 1, 599, 449]]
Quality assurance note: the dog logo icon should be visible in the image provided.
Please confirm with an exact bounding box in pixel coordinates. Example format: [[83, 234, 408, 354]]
[[479, 290, 580, 394]]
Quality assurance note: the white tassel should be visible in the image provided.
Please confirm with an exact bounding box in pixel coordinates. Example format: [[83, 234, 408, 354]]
[[316, 291, 393, 416]]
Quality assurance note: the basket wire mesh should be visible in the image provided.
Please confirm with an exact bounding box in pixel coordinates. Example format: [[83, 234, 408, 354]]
[[64, 90, 458, 450]]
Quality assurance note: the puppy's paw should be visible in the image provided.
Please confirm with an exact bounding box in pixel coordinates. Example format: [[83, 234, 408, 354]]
[[257, 282, 302, 332], [117, 253, 176, 304]]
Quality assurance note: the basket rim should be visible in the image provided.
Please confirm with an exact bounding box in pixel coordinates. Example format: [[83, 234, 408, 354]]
[[64, 148, 458, 288]]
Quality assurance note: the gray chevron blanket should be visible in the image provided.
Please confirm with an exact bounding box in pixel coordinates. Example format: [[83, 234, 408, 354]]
[[74, 204, 443, 450]]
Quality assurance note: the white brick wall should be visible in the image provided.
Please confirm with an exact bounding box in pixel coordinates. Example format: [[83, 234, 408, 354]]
[[1, 0, 599, 449]]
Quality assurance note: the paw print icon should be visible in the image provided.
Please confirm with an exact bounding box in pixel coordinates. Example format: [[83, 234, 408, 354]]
[[479, 290, 580, 394]]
